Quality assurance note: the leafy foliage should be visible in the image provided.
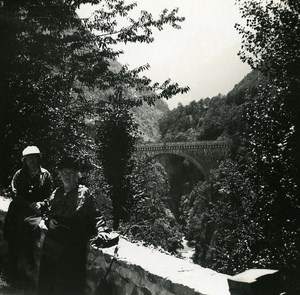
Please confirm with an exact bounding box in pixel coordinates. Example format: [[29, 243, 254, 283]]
[[179, 1, 300, 293], [0, 0, 190, 243], [234, 2, 300, 291], [0, 0, 189, 186], [235, 0, 300, 177], [121, 156, 183, 254], [95, 98, 139, 229], [131, 99, 169, 142], [0, 1, 92, 183], [158, 72, 265, 147], [0, 0, 191, 259], [184, 161, 257, 272], [185, 156, 299, 290]]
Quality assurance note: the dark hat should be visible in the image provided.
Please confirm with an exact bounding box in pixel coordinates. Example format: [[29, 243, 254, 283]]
[[56, 157, 81, 171]]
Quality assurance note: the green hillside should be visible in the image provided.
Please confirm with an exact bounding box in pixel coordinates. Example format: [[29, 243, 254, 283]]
[[158, 70, 265, 144], [132, 99, 169, 142]]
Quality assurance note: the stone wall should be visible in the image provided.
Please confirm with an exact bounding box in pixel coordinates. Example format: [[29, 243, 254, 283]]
[[0, 198, 281, 295], [0, 200, 230, 295], [86, 238, 230, 295]]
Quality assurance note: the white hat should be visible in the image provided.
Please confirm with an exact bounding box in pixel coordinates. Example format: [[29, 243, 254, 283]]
[[22, 146, 40, 157]]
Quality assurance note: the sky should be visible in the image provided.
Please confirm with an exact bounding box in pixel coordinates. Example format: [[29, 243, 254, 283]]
[[77, 0, 251, 109]]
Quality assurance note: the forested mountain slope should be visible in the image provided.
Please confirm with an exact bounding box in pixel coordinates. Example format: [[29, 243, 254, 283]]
[[158, 70, 265, 143], [82, 57, 170, 143], [132, 99, 169, 142]]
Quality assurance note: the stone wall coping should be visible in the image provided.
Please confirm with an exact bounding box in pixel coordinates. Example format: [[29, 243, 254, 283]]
[[228, 269, 279, 283], [99, 237, 231, 295], [0, 196, 231, 294]]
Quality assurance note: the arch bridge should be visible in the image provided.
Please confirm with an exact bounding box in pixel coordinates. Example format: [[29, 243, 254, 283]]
[[135, 140, 230, 178]]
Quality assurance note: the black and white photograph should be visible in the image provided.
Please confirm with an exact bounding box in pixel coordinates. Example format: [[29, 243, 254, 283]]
[[0, 0, 299, 294]]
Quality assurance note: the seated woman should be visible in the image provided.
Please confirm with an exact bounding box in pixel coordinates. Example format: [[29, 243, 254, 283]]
[[4, 146, 52, 291], [37, 157, 110, 295]]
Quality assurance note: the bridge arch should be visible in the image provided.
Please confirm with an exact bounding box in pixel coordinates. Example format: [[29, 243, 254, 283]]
[[146, 150, 206, 178], [135, 140, 230, 179]]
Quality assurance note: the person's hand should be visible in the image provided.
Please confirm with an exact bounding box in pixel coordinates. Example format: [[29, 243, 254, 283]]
[[91, 232, 119, 248], [49, 219, 59, 230], [97, 232, 111, 241], [29, 202, 41, 214]]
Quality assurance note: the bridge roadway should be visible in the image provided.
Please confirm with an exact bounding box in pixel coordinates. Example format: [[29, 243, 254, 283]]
[[135, 140, 230, 178]]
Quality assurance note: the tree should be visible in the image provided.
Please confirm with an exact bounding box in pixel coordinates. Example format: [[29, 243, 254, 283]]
[[95, 98, 139, 229], [233, 1, 300, 292], [123, 155, 183, 254], [183, 161, 252, 270], [0, 1, 99, 184], [0, 0, 189, 187], [235, 0, 300, 173], [177, 1, 300, 289]]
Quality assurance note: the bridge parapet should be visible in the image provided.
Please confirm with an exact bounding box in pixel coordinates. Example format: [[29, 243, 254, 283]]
[[136, 141, 230, 157]]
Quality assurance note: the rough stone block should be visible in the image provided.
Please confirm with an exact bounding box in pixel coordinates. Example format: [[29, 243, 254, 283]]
[[227, 269, 283, 295]]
